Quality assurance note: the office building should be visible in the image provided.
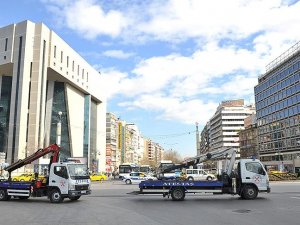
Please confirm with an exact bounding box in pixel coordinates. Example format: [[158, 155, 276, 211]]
[[254, 41, 300, 172], [0, 21, 106, 172]]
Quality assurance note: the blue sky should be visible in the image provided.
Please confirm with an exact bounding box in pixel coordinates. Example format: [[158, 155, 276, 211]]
[[1, 0, 300, 157]]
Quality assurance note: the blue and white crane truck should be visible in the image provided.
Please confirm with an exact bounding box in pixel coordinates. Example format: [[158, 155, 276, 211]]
[[130, 148, 271, 201], [0, 144, 91, 203]]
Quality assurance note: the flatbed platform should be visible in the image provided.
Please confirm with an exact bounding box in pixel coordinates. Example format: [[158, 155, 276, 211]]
[[140, 180, 224, 189], [0, 181, 32, 190]]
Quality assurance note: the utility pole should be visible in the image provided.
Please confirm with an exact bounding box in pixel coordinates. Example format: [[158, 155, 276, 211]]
[[196, 122, 200, 156]]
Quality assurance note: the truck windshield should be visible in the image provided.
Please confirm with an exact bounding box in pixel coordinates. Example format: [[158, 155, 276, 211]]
[[67, 164, 89, 179]]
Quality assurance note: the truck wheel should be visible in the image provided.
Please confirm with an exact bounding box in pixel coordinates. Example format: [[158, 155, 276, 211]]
[[187, 177, 194, 181], [207, 176, 212, 181], [242, 185, 258, 200], [69, 196, 81, 201], [125, 179, 132, 185], [0, 189, 11, 201], [171, 187, 185, 201], [49, 189, 63, 203]]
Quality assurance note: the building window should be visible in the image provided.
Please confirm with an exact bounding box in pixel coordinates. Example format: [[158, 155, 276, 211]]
[[50, 82, 70, 160], [72, 61, 74, 72], [54, 45, 56, 58], [61, 51, 63, 63], [4, 38, 8, 51], [77, 65, 79, 76], [82, 69, 84, 79], [67, 56, 69, 68], [87, 72, 89, 82], [0, 76, 12, 153]]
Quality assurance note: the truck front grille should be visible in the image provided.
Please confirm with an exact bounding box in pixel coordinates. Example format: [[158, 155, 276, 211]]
[[75, 185, 89, 191]]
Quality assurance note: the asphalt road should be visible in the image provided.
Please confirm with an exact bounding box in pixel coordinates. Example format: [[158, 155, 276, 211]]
[[0, 181, 299, 225]]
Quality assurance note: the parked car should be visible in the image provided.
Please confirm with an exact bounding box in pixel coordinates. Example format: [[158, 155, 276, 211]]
[[90, 173, 107, 181], [185, 169, 216, 181], [123, 172, 155, 184]]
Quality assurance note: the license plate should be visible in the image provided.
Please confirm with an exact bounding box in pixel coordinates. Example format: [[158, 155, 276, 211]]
[[81, 190, 86, 194]]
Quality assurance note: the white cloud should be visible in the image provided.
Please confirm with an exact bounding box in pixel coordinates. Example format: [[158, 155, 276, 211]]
[[42, 0, 300, 125], [43, 0, 300, 43], [105, 43, 264, 98], [102, 50, 134, 59], [101, 43, 265, 124], [44, 0, 129, 38], [96, 68, 128, 100], [119, 94, 218, 125]]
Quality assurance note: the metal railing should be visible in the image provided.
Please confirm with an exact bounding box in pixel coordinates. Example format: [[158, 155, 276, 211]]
[[260, 41, 300, 79]]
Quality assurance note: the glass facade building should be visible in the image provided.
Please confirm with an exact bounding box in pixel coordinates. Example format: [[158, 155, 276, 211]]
[[254, 42, 300, 172]]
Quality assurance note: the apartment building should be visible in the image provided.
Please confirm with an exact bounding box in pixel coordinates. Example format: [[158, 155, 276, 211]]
[[106, 113, 119, 173], [239, 114, 259, 158], [209, 100, 255, 155], [0, 21, 106, 172]]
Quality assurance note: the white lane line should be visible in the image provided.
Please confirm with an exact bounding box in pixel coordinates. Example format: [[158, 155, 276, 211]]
[[290, 197, 300, 199]]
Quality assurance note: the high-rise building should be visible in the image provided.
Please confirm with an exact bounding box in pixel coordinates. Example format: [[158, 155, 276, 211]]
[[208, 100, 256, 155], [254, 41, 300, 172], [106, 113, 119, 173], [0, 21, 106, 172]]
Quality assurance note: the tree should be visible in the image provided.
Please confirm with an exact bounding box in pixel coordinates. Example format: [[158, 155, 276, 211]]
[[163, 149, 182, 163]]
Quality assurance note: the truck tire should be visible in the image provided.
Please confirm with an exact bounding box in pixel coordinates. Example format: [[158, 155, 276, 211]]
[[69, 196, 81, 201], [206, 176, 212, 181], [0, 189, 11, 201], [171, 187, 185, 201], [49, 189, 63, 203], [241, 185, 258, 200], [187, 177, 194, 181]]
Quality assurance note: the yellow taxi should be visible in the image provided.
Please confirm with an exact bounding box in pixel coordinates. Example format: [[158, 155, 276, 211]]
[[12, 173, 34, 181], [268, 169, 286, 174], [12, 173, 46, 182], [90, 173, 107, 181]]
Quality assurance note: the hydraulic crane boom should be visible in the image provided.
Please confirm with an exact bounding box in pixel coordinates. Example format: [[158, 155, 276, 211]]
[[162, 147, 237, 175], [4, 144, 60, 174]]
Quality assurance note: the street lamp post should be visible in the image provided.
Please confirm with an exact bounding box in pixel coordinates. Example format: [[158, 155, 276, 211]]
[[56, 111, 62, 147]]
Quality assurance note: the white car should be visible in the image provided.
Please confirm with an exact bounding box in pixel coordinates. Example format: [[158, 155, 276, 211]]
[[185, 169, 216, 181], [123, 172, 155, 184]]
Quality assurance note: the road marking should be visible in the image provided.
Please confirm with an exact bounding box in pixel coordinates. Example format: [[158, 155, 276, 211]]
[[290, 197, 300, 199]]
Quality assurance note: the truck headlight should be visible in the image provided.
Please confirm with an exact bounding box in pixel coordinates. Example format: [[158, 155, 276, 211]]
[[70, 184, 75, 190]]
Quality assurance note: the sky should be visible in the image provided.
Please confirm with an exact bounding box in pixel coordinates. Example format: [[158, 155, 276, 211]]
[[1, 0, 300, 157]]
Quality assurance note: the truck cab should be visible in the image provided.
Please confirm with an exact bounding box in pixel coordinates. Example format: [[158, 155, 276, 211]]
[[238, 159, 270, 194], [0, 144, 91, 203], [47, 162, 91, 203]]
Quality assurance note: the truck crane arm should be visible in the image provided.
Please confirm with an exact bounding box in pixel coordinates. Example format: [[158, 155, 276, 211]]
[[162, 148, 237, 176], [4, 144, 60, 174]]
